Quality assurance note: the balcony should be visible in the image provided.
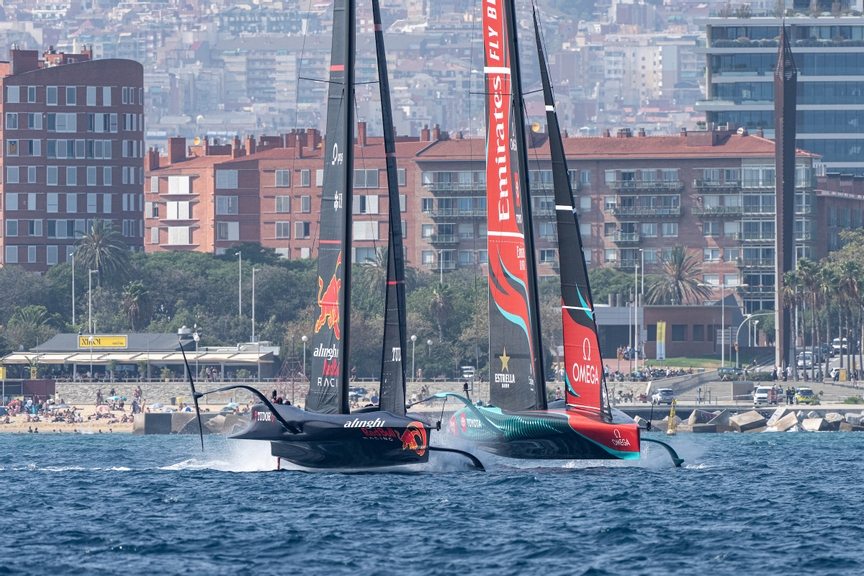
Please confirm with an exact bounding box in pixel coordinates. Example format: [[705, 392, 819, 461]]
[[693, 179, 742, 190], [611, 231, 641, 244], [424, 182, 485, 194], [736, 257, 774, 269], [428, 209, 486, 219], [608, 180, 684, 191], [611, 206, 681, 218], [612, 259, 639, 270], [735, 232, 777, 242], [427, 234, 458, 245], [692, 206, 744, 216], [739, 285, 776, 298], [533, 206, 556, 217], [424, 260, 457, 271]]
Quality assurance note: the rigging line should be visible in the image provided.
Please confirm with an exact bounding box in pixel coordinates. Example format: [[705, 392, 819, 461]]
[[298, 76, 345, 85]]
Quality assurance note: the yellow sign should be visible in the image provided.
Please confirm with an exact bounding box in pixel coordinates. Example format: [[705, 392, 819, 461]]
[[78, 335, 128, 349], [0, 367, 7, 379]]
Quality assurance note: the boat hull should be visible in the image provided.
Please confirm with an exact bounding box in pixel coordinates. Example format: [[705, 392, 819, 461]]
[[232, 404, 431, 469], [449, 405, 640, 460]]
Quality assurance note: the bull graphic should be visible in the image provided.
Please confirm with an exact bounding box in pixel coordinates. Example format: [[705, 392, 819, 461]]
[[400, 421, 428, 456], [315, 252, 343, 338]]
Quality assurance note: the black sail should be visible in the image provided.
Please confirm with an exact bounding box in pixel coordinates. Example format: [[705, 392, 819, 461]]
[[372, 0, 408, 414], [533, 10, 608, 417], [306, 0, 355, 414]]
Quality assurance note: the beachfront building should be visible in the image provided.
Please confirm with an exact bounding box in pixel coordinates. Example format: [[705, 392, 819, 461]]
[[0, 46, 145, 273], [696, 13, 864, 174]]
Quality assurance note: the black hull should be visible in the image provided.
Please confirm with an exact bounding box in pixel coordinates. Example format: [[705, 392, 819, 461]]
[[232, 404, 431, 469]]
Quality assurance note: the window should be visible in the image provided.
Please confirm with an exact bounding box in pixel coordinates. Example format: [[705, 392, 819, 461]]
[[7, 194, 18, 211], [641, 170, 657, 182], [87, 193, 97, 213], [275, 170, 291, 187], [478, 250, 489, 264], [66, 167, 77, 186], [47, 167, 58, 186], [122, 87, 128, 104], [27, 113, 42, 130], [703, 221, 719, 236], [355, 247, 378, 264], [693, 325, 704, 341], [353, 221, 379, 240], [86, 166, 96, 186], [354, 169, 379, 188], [167, 226, 190, 245], [104, 167, 112, 186], [422, 198, 434, 213], [605, 249, 617, 263], [604, 223, 616, 237], [661, 222, 678, 237], [150, 227, 159, 244], [167, 176, 190, 194], [6, 112, 18, 130], [671, 325, 687, 342], [579, 223, 591, 237], [28, 220, 42, 237], [604, 196, 617, 210], [724, 248, 740, 262], [166, 201, 190, 220], [48, 194, 58, 213], [458, 223, 474, 239], [579, 196, 591, 212], [641, 222, 657, 237], [27, 86, 36, 103], [724, 274, 740, 287], [47, 86, 58, 106], [703, 248, 720, 262], [301, 169, 311, 187], [422, 224, 434, 238], [27, 166, 35, 184], [316, 169, 324, 186], [703, 274, 720, 286], [703, 169, 720, 183], [47, 246, 58, 266], [216, 170, 238, 189], [539, 249, 556, 263], [724, 169, 741, 183], [422, 251, 435, 265], [216, 221, 239, 241], [295, 221, 310, 238], [28, 139, 41, 157], [66, 86, 76, 105], [583, 249, 592, 263], [5, 246, 17, 264], [66, 193, 77, 212], [6, 167, 19, 184], [643, 250, 657, 264], [275, 196, 291, 213], [87, 87, 96, 106], [580, 171, 591, 185], [6, 86, 19, 103], [6, 220, 18, 236], [605, 170, 616, 185], [458, 250, 473, 265], [275, 222, 291, 238], [102, 86, 111, 106], [216, 196, 238, 215], [398, 168, 407, 186], [301, 195, 311, 213], [661, 169, 678, 182], [352, 195, 379, 215], [6, 140, 19, 156], [539, 222, 555, 239]]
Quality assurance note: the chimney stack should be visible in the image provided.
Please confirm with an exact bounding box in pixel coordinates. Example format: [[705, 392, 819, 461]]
[[245, 135, 256, 156], [357, 121, 367, 147], [756, 128, 764, 138], [307, 128, 322, 150], [432, 124, 440, 141], [616, 128, 631, 138], [168, 137, 186, 165], [296, 130, 308, 158], [421, 125, 430, 142], [231, 136, 242, 158], [680, 127, 687, 138], [602, 129, 611, 138], [637, 127, 646, 137], [147, 147, 161, 171]]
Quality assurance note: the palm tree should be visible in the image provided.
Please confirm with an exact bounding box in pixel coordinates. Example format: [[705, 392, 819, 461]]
[[74, 219, 131, 286], [838, 261, 860, 374], [357, 247, 389, 296], [645, 245, 714, 305], [122, 281, 151, 331], [817, 266, 838, 379], [428, 283, 453, 342], [796, 259, 819, 380]]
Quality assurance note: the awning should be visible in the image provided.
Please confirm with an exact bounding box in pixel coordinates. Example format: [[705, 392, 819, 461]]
[[1, 350, 274, 365]]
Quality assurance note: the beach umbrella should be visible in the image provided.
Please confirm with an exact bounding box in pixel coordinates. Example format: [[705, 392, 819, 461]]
[[0, 407, 7, 416], [49, 404, 71, 410], [96, 405, 111, 413], [149, 403, 164, 410], [108, 396, 122, 401]]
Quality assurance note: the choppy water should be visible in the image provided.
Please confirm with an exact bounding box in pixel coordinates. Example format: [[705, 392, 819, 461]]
[[1, 430, 862, 575]]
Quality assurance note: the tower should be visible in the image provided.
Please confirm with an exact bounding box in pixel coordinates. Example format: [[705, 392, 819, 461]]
[[774, 23, 797, 372]]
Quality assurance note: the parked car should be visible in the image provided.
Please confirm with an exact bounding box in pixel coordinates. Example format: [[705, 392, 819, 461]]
[[651, 388, 675, 405], [796, 387, 816, 403], [717, 366, 743, 380], [833, 338, 849, 354], [753, 385, 780, 406], [797, 351, 813, 369]]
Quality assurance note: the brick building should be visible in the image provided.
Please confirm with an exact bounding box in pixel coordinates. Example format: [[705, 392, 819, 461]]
[[144, 124, 436, 264], [0, 46, 144, 272]]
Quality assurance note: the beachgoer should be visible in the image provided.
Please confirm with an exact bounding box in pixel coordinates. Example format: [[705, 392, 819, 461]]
[[555, 387, 562, 401]]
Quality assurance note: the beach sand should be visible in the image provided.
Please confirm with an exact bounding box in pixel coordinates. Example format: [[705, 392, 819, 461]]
[[0, 404, 135, 434]]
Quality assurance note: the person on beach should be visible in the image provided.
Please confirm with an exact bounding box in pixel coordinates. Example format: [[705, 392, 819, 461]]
[[95, 390, 103, 406]]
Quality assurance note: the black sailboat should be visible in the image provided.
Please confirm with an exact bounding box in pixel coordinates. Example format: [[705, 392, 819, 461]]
[[185, 0, 481, 470], [436, 2, 681, 465]]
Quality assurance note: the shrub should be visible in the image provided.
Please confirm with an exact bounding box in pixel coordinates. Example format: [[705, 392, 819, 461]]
[[842, 395, 864, 404]]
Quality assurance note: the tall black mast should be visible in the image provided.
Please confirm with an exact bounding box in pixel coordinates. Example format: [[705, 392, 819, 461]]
[[503, 0, 547, 409], [306, 0, 355, 414], [372, 0, 408, 414]]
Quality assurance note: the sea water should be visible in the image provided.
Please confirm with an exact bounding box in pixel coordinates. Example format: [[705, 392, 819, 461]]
[[0, 431, 862, 575]]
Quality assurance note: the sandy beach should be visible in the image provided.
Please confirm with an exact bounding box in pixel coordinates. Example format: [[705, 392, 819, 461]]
[[0, 404, 136, 434]]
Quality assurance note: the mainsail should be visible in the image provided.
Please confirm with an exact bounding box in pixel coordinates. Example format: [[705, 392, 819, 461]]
[[533, 10, 608, 416], [483, 0, 546, 412], [372, 0, 408, 415], [306, 0, 355, 414]]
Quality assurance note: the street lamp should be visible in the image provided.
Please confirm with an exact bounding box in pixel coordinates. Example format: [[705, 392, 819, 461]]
[[302, 335, 308, 380], [88, 269, 98, 334], [236, 251, 242, 317], [754, 320, 760, 348], [193, 330, 201, 380], [411, 335, 417, 382], [735, 312, 772, 368], [251, 268, 260, 343], [89, 335, 94, 380], [438, 250, 444, 284]]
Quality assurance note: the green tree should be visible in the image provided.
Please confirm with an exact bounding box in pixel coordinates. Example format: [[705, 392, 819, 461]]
[[2, 305, 61, 352], [587, 267, 637, 304], [75, 219, 131, 287], [122, 280, 151, 331], [645, 245, 713, 305], [428, 283, 454, 342]]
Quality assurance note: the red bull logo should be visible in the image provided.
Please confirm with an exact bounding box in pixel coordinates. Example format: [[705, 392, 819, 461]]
[[400, 421, 428, 456], [322, 358, 339, 376], [315, 252, 343, 338]]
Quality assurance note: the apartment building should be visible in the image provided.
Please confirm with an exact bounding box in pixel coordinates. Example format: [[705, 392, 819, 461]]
[[144, 124, 436, 263], [0, 47, 144, 272], [696, 14, 864, 173]]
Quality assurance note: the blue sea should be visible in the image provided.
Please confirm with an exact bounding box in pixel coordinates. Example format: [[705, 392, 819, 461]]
[[1, 430, 861, 575]]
